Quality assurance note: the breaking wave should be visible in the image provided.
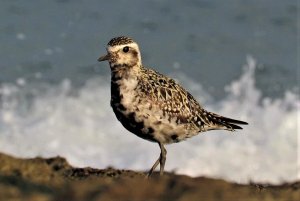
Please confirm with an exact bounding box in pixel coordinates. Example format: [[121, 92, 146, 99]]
[[0, 56, 298, 184]]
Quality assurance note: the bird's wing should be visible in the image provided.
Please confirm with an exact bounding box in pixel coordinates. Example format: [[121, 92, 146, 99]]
[[138, 68, 247, 132], [139, 68, 208, 128]]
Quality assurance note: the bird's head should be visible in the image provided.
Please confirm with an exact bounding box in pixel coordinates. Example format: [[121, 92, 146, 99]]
[[98, 36, 142, 69]]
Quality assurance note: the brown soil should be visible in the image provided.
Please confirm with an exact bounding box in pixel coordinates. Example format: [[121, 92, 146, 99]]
[[0, 152, 298, 201]]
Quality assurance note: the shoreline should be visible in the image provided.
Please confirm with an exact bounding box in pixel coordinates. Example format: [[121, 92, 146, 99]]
[[0, 152, 299, 201]]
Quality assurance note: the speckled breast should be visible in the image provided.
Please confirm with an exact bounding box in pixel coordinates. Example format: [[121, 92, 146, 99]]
[[110, 79, 157, 142]]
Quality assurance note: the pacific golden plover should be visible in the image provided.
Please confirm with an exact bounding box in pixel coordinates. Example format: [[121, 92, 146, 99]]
[[98, 36, 248, 177]]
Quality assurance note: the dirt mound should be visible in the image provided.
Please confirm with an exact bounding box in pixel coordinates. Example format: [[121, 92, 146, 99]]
[[0, 152, 298, 201]]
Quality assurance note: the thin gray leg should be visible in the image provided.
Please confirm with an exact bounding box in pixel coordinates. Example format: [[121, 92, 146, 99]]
[[159, 142, 167, 176], [146, 157, 160, 178], [146, 142, 167, 178]]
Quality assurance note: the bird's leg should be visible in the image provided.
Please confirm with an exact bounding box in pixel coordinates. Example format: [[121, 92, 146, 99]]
[[146, 157, 160, 178], [146, 142, 167, 178], [159, 142, 167, 176]]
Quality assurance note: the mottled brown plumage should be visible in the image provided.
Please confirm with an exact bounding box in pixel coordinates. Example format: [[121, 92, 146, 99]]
[[98, 36, 248, 177], [108, 36, 134, 47]]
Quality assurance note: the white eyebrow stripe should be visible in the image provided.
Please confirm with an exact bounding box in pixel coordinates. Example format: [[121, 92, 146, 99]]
[[107, 43, 139, 52]]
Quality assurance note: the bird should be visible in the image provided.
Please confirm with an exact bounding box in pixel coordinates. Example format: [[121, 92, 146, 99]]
[[97, 36, 248, 177]]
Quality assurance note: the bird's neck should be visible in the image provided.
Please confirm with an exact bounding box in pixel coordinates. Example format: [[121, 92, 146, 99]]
[[110, 64, 141, 81], [110, 64, 141, 109]]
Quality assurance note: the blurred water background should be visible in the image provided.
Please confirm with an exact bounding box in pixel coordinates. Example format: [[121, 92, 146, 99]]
[[0, 0, 298, 184]]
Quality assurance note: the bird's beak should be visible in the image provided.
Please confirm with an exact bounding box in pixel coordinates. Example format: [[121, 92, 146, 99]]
[[97, 53, 110, 62]]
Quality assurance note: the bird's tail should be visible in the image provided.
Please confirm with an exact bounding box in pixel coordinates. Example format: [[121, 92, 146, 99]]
[[207, 111, 248, 131]]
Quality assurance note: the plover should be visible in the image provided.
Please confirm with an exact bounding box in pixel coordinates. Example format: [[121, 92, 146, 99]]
[[98, 36, 248, 177]]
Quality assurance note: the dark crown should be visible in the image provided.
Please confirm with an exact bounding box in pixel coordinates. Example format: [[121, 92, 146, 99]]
[[107, 36, 134, 47]]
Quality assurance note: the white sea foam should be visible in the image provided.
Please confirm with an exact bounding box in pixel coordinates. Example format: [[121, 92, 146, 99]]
[[0, 57, 298, 184]]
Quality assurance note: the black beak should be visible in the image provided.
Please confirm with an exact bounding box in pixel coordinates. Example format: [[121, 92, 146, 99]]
[[97, 54, 110, 62]]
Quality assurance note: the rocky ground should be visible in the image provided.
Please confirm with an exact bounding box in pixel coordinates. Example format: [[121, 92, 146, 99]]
[[0, 152, 299, 201]]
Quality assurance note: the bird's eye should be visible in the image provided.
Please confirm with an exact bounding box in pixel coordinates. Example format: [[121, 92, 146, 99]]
[[123, 46, 129, 53]]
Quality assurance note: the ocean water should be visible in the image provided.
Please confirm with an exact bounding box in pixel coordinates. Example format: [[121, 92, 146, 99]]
[[0, 0, 298, 184], [0, 56, 298, 184]]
